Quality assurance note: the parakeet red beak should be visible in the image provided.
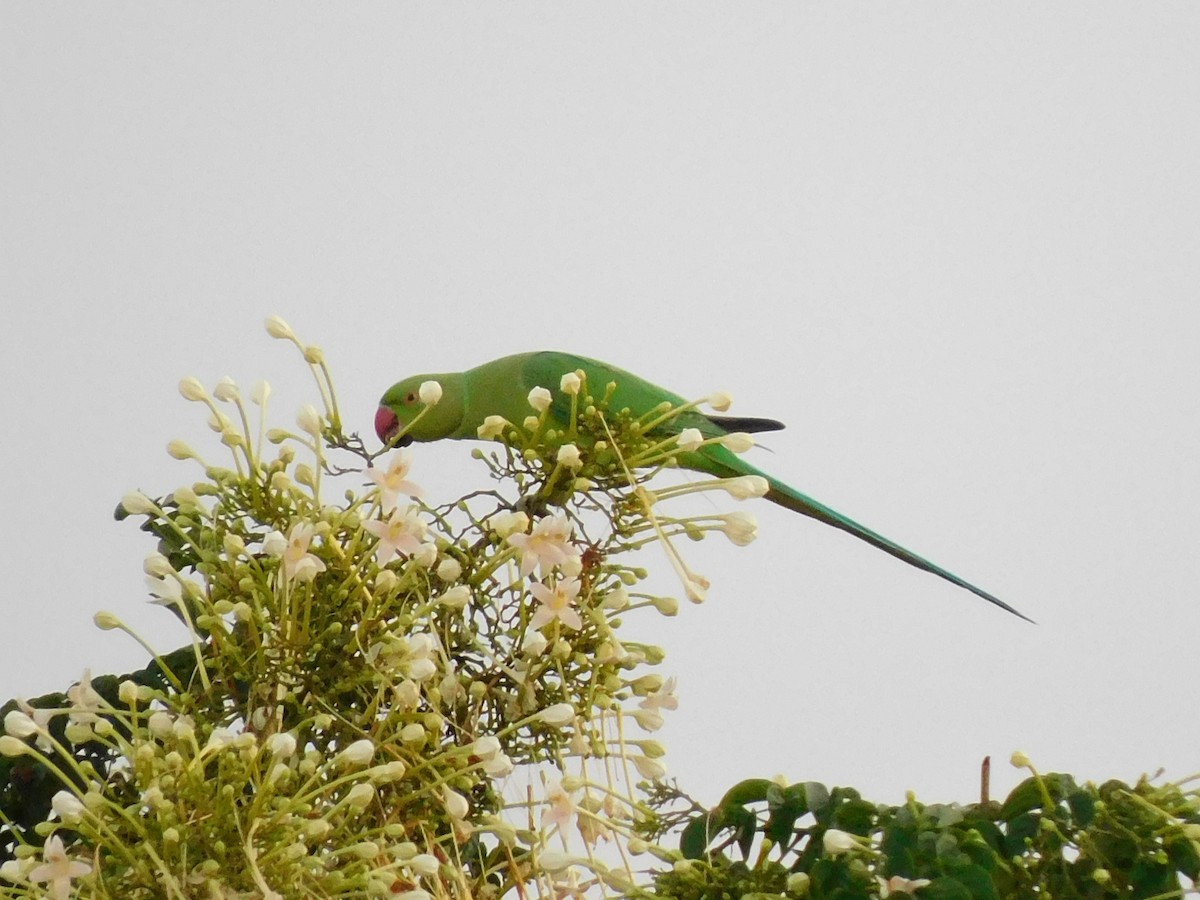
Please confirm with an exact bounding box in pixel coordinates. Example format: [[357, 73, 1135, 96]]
[[375, 406, 404, 446]]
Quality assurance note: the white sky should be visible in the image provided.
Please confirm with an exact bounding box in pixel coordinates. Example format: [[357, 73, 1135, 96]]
[[3, 5, 1199, 810]]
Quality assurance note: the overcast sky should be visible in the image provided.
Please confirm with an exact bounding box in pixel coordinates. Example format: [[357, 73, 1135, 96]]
[[3, 5, 1199, 809]]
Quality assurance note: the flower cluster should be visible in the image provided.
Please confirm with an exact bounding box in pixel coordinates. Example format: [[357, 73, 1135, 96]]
[[0, 319, 764, 898]]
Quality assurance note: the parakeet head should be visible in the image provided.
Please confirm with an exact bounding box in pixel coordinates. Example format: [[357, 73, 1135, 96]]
[[376, 373, 464, 446]]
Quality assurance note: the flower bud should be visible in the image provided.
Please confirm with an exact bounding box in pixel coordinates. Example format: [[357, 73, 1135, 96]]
[[652, 595, 679, 616], [719, 511, 759, 546], [250, 380, 271, 405], [556, 443, 582, 469], [720, 432, 755, 453], [560, 371, 582, 395], [297, 405, 323, 438], [303, 345, 325, 364], [632, 755, 666, 780], [537, 703, 575, 726], [345, 782, 376, 810], [3, 711, 38, 739], [121, 491, 157, 515], [724, 475, 769, 499], [707, 391, 733, 412], [822, 828, 860, 855], [0, 736, 28, 757], [212, 377, 240, 402], [528, 386, 552, 412], [437, 585, 471, 610], [409, 853, 440, 877], [336, 739, 376, 769], [443, 786, 469, 819], [436, 558, 462, 582], [52, 791, 86, 824], [93, 610, 123, 631], [268, 732, 297, 758], [178, 376, 208, 402], [265, 315, 296, 340], [676, 428, 704, 452], [417, 380, 443, 406], [166, 439, 197, 460], [477, 415, 509, 440]]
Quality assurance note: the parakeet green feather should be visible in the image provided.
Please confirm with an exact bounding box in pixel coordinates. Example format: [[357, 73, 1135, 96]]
[[376, 351, 1030, 622]]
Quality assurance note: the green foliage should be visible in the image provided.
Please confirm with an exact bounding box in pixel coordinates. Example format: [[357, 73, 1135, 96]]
[[645, 772, 1200, 899]]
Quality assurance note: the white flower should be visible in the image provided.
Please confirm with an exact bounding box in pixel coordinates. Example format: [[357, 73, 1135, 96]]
[[418, 380, 442, 405], [707, 391, 733, 412], [269, 523, 327, 582], [145, 574, 183, 606], [529, 577, 584, 630], [723, 475, 770, 499], [363, 505, 428, 565], [66, 671, 104, 725], [676, 428, 704, 452], [822, 828, 862, 855], [28, 835, 91, 899], [560, 371, 582, 395], [477, 415, 509, 440], [541, 779, 575, 829], [718, 511, 758, 546], [639, 677, 678, 714], [367, 449, 423, 509], [264, 315, 296, 340], [507, 514, 579, 577], [527, 386, 553, 412], [556, 443, 582, 469], [720, 432, 755, 453], [250, 380, 271, 405]]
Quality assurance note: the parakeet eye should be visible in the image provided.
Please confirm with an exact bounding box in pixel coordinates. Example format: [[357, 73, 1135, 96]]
[[405, 392, 418, 404]]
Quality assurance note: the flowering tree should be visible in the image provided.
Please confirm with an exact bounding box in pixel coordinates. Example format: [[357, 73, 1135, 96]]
[[2, 320, 1199, 899]]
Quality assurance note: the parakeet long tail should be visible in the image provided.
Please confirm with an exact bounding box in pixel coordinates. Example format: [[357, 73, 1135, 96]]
[[762, 474, 1032, 622]]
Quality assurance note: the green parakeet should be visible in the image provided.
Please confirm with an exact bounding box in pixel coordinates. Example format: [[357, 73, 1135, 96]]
[[376, 351, 1029, 621]]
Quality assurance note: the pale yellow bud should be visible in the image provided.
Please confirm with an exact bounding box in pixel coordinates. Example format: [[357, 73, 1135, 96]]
[[178, 376, 208, 401], [265, 315, 296, 340]]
